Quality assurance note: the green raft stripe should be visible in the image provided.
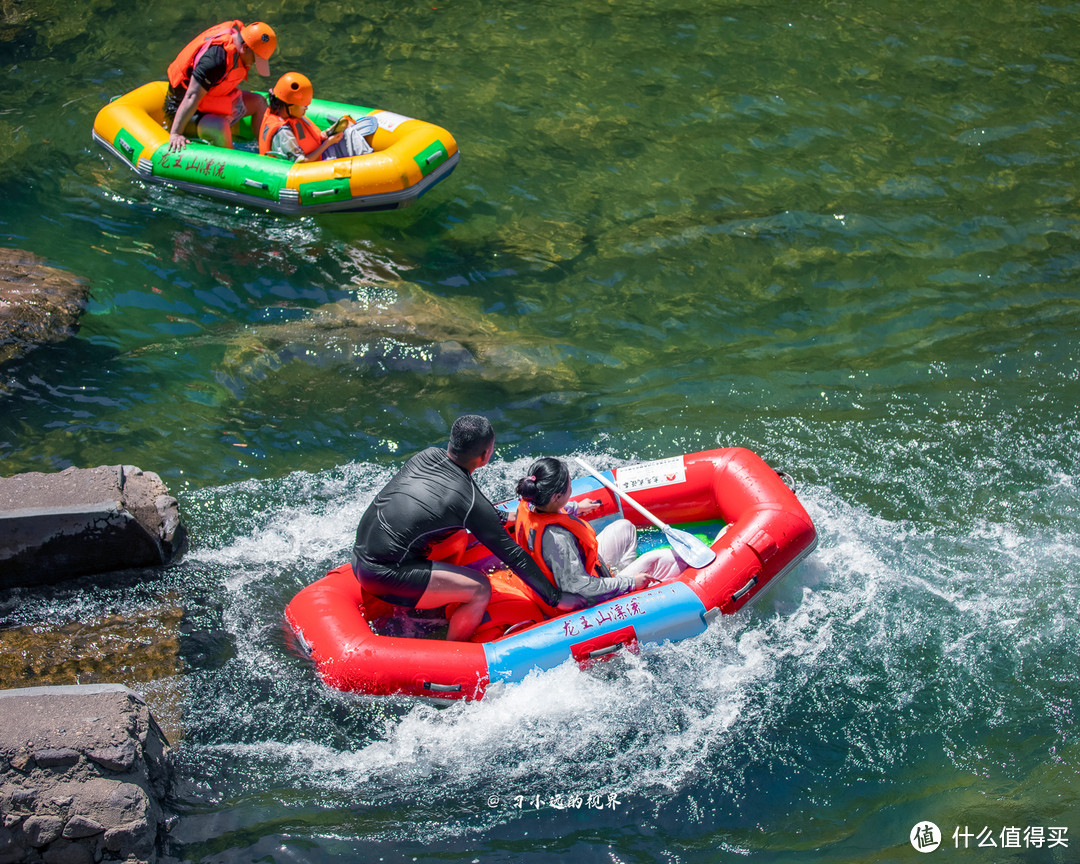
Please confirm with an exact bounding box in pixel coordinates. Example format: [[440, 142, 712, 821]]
[[150, 142, 289, 201], [298, 177, 353, 205], [414, 140, 448, 177], [113, 129, 142, 166]]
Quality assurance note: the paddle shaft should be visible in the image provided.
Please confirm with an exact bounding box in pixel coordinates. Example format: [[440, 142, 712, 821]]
[[573, 457, 671, 531], [574, 456, 717, 570]]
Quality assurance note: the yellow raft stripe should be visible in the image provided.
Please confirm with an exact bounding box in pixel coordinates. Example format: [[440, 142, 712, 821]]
[[284, 118, 452, 196], [93, 81, 170, 165]]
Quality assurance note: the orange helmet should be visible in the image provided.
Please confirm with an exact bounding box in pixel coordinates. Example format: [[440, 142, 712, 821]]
[[240, 22, 277, 75], [272, 72, 314, 107]]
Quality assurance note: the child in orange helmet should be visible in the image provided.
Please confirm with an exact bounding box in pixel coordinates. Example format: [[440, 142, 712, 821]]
[[258, 72, 377, 162]]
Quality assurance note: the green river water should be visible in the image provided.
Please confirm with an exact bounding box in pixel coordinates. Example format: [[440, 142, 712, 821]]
[[1, 0, 1078, 861]]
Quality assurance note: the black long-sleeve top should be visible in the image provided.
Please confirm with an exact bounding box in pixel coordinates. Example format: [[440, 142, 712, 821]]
[[352, 447, 562, 608]]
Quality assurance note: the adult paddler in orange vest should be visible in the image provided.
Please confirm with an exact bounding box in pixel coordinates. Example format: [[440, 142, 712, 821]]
[[513, 457, 685, 616], [164, 20, 277, 153]]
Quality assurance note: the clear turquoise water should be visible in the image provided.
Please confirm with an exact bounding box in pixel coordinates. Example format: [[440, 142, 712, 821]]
[[1, 0, 1078, 861]]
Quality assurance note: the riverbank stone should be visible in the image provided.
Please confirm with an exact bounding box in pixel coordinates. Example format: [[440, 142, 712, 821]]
[[0, 247, 88, 367], [0, 684, 172, 864], [0, 464, 186, 587]]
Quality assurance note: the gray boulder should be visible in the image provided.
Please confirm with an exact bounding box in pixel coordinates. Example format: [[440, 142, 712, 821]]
[[0, 465, 186, 587], [0, 684, 172, 864]]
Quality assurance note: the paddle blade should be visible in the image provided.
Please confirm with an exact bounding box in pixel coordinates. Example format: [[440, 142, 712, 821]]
[[664, 526, 716, 569]]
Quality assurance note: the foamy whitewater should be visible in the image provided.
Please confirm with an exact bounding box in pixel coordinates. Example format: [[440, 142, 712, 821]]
[[148, 433, 1079, 856]]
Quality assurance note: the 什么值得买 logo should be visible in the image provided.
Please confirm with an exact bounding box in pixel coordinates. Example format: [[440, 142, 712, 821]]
[[911, 822, 941, 853]]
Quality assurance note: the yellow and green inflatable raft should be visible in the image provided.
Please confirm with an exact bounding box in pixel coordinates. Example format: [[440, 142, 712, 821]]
[[92, 81, 459, 214]]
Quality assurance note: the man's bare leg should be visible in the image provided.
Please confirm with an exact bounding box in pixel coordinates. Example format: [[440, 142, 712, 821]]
[[416, 562, 492, 642]]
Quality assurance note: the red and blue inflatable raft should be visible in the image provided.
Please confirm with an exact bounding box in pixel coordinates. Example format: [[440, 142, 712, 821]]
[[285, 447, 817, 700]]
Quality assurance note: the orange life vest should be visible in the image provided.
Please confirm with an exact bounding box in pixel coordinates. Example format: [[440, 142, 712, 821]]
[[258, 112, 323, 157], [467, 569, 546, 643], [426, 528, 469, 566], [514, 501, 609, 614], [167, 20, 249, 117]]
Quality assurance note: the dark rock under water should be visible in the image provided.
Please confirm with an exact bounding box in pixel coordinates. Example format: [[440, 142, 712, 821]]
[[0, 247, 89, 368]]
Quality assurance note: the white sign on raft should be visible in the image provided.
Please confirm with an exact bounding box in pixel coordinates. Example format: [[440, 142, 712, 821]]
[[375, 111, 414, 132], [614, 456, 686, 492]]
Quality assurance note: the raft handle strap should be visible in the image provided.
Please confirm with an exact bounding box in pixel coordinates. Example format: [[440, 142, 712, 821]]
[[243, 178, 270, 190], [731, 575, 759, 603], [311, 188, 341, 199], [587, 642, 625, 660], [118, 139, 134, 157], [423, 681, 462, 693], [503, 620, 537, 636], [425, 149, 444, 164], [774, 468, 797, 492]]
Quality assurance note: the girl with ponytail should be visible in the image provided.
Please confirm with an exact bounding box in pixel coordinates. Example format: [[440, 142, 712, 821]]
[[513, 457, 682, 609]]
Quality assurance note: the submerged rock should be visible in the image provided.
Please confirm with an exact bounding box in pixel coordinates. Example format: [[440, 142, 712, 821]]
[[0, 247, 89, 367], [214, 280, 617, 397], [0, 605, 184, 697], [0, 465, 186, 587]]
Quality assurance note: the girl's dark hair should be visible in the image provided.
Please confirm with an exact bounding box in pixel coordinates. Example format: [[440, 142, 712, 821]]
[[268, 93, 289, 115], [517, 457, 570, 508]]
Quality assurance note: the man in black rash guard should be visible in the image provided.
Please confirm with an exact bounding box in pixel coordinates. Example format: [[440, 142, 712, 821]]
[[352, 415, 583, 641]]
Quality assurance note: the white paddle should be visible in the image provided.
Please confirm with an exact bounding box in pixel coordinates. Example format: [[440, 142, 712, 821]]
[[573, 457, 716, 569]]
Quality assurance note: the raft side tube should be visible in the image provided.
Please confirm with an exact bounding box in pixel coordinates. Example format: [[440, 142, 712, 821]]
[[92, 82, 169, 167], [283, 565, 489, 699], [151, 140, 291, 201], [689, 448, 817, 613], [482, 581, 708, 685]]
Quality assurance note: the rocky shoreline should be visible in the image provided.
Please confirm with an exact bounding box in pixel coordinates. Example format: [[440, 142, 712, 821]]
[[1, 247, 186, 590], [1, 249, 185, 863], [0, 685, 174, 864]]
